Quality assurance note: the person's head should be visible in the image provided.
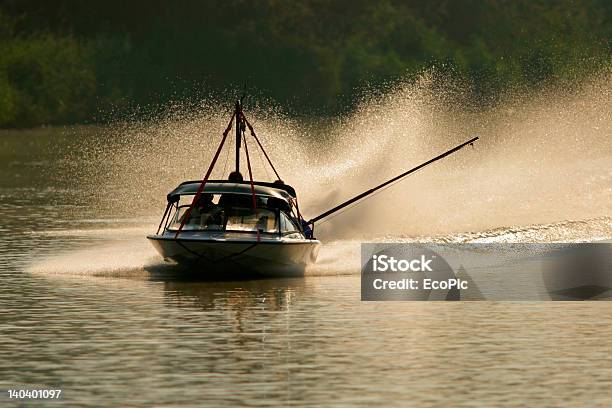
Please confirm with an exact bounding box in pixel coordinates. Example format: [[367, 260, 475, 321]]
[[228, 171, 244, 182], [266, 197, 280, 210], [267, 197, 291, 213], [197, 194, 213, 208]]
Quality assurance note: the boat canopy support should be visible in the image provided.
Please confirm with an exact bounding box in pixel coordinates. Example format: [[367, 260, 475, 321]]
[[171, 100, 290, 238], [173, 112, 236, 238]]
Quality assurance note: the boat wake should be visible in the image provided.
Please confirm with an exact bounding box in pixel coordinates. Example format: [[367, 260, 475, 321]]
[[62, 71, 610, 241], [34, 70, 609, 278], [26, 216, 612, 278]]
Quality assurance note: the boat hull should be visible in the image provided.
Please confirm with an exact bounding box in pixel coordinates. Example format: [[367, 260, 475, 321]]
[[147, 235, 320, 276]]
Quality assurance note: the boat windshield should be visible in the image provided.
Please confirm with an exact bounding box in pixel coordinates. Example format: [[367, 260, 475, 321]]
[[166, 193, 280, 233]]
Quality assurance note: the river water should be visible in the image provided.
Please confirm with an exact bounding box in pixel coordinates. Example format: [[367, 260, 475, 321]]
[[1, 78, 612, 407]]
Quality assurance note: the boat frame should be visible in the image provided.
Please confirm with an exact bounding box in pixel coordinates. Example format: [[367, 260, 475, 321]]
[[147, 98, 479, 276]]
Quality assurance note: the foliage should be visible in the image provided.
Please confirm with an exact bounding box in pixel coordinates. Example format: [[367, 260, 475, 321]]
[[0, 0, 609, 127]]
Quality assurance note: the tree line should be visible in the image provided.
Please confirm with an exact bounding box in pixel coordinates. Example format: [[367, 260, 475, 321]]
[[0, 0, 609, 127]]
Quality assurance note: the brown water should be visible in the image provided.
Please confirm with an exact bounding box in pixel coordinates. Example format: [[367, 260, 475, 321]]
[[1, 75, 612, 406]]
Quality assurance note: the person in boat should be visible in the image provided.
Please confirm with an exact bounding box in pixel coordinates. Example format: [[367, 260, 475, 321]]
[[301, 220, 313, 239], [228, 171, 243, 182], [197, 193, 214, 211], [178, 195, 207, 227], [186, 193, 223, 229], [184, 194, 212, 223], [218, 171, 253, 209], [219, 193, 252, 209], [271, 179, 312, 237], [266, 196, 291, 214]]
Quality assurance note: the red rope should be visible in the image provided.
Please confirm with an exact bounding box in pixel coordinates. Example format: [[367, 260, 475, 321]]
[[294, 198, 303, 222], [241, 117, 260, 242], [242, 115, 282, 181], [174, 112, 235, 238]]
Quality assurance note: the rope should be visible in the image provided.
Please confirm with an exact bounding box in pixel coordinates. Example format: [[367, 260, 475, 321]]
[[177, 240, 258, 264], [221, 132, 232, 178], [242, 115, 282, 181], [174, 112, 235, 238], [242, 129, 260, 242], [242, 130, 257, 210], [255, 136, 271, 180]]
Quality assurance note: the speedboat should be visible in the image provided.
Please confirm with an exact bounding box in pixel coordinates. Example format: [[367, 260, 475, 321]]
[[147, 180, 320, 275], [147, 99, 320, 276], [147, 98, 479, 276]]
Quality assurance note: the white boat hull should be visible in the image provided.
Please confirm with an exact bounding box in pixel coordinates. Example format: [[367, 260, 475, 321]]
[[147, 233, 320, 276]]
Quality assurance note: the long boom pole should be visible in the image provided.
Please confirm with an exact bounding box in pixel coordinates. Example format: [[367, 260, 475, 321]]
[[307, 136, 479, 225]]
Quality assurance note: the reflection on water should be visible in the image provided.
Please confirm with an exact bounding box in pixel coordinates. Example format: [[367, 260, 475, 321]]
[[163, 278, 307, 311], [4, 272, 612, 407]]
